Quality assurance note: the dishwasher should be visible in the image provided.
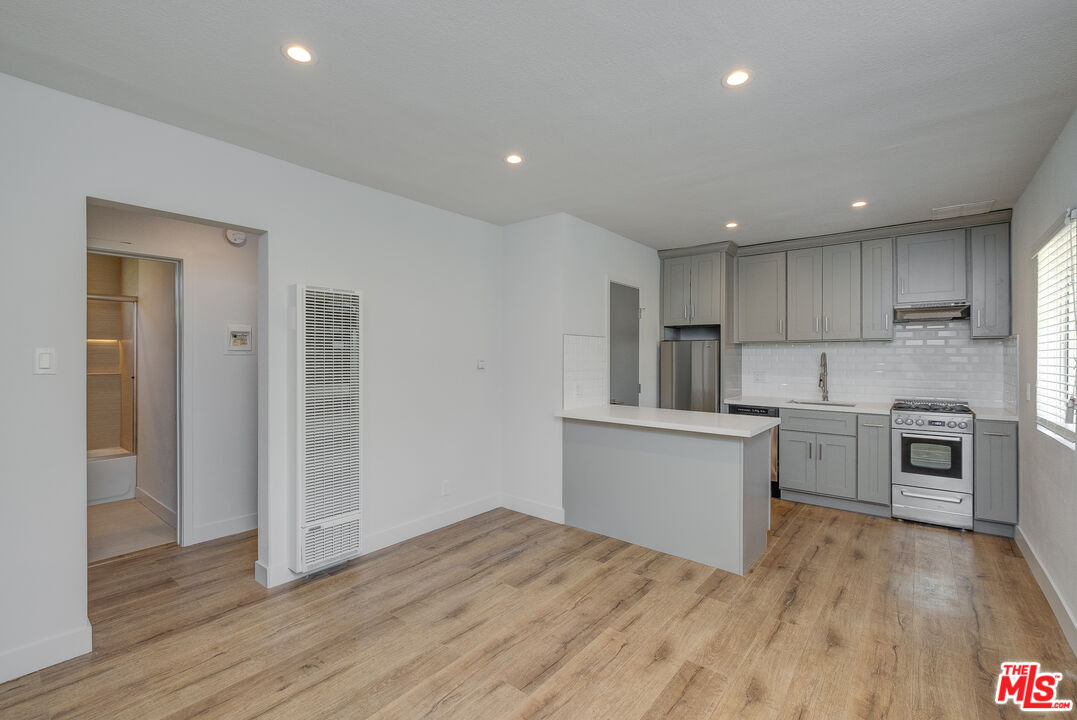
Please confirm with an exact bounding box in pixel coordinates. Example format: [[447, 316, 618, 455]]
[[727, 404, 780, 497]]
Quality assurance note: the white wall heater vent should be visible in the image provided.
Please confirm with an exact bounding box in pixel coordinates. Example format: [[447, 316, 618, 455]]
[[293, 285, 363, 573]]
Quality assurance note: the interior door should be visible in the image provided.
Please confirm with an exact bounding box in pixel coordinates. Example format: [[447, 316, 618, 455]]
[[609, 282, 640, 406]]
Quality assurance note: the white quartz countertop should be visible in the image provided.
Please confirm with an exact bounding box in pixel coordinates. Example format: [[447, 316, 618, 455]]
[[725, 395, 1019, 423], [556, 405, 780, 438], [724, 395, 892, 416]]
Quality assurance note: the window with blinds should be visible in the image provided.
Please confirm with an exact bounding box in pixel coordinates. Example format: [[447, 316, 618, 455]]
[[1036, 210, 1077, 443]]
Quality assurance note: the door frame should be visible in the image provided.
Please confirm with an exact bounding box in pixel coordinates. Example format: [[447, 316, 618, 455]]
[[86, 249, 185, 545], [605, 276, 642, 406]]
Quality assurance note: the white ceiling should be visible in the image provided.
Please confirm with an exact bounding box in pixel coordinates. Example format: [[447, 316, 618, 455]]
[[2, 1, 1076, 249]]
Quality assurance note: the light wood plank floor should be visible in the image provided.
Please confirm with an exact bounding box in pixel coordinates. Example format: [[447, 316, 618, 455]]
[[87, 498, 175, 563], [3, 500, 1074, 719]]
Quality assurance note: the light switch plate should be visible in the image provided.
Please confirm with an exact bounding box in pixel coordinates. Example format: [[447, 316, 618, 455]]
[[34, 347, 56, 375]]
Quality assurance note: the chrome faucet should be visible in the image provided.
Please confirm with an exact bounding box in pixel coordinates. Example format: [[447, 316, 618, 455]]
[[819, 352, 829, 402]]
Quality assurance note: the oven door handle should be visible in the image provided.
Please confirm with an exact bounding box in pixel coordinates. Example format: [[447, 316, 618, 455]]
[[898, 489, 964, 504], [899, 432, 963, 442]]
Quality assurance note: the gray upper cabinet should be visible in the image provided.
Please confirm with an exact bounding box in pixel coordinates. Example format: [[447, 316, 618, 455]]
[[662, 257, 692, 326], [970, 224, 1011, 337], [786, 248, 823, 341], [821, 243, 861, 340], [856, 415, 890, 505], [895, 229, 967, 304], [689, 253, 723, 325], [861, 237, 894, 340], [974, 420, 1018, 524], [661, 253, 723, 326], [785, 243, 860, 341], [736, 252, 786, 342]]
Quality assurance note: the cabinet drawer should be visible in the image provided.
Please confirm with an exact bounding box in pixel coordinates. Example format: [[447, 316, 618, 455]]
[[892, 485, 973, 530], [975, 419, 1015, 437], [779, 408, 857, 436]]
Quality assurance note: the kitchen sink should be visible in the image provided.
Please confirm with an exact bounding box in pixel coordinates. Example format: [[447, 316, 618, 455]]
[[788, 400, 857, 407]]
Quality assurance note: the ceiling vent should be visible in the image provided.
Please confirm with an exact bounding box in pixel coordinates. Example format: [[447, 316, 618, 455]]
[[931, 200, 995, 220]]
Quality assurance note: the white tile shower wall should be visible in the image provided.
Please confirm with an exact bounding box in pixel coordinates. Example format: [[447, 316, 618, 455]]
[[741, 322, 1018, 408]]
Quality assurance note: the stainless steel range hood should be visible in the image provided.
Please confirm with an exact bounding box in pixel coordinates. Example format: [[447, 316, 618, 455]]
[[893, 302, 971, 323]]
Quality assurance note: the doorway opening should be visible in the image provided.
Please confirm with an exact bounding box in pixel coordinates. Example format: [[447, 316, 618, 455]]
[[86, 251, 179, 562], [609, 281, 640, 406], [85, 200, 262, 566]]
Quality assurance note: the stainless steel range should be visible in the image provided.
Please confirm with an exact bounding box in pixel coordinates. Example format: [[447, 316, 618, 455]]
[[890, 399, 974, 529]]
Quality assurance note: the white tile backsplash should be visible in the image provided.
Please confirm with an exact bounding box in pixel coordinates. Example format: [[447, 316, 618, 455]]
[[741, 321, 1018, 408], [563, 334, 607, 409]]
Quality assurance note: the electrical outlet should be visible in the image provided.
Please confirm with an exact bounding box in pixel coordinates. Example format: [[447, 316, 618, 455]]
[[441, 480, 449, 496]]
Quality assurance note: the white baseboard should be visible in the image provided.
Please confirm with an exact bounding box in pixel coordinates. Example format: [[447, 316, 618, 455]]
[[1016, 526, 1077, 657], [499, 494, 565, 524], [0, 621, 92, 685], [364, 495, 502, 555], [184, 512, 257, 546], [135, 487, 177, 528], [255, 496, 504, 589]]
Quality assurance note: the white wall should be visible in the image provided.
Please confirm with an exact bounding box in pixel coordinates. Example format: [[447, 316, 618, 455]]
[[0, 71, 504, 683], [88, 208, 258, 538], [134, 257, 178, 526], [1011, 106, 1077, 653], [500, 213, 660, 521]]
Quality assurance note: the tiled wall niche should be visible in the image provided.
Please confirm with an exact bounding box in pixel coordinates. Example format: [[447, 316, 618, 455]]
[[740, 321, 1018, 409]]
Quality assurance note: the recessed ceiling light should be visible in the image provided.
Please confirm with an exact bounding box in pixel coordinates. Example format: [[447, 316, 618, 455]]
[[722, 69, 751, 88], [725, 222, 738, 229], [283, 44, 315, 64], [505, 154, 523, 165], [851, 200, 868, 208]]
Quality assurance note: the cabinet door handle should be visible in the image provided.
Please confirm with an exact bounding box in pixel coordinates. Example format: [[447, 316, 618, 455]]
[[884, 313, 890, 330], [691, 304, 695, 320], [814, 317, 819, 333], [824, 316, 829, 333], [862, 423, 885, 428], [818, 443, 823, 460], [778, 318, 784, 335], [808, 443, 812, 459], [982, 432, 1010, 437], [977, 309, 982, 328], [683, 303, 687, 319]]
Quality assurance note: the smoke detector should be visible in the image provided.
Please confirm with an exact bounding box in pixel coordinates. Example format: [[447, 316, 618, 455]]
[[225, 229, 247, 246], [931, 200, 995, 220]]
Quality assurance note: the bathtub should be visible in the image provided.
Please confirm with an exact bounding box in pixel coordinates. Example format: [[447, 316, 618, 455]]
[[87, 454, 136, 505]]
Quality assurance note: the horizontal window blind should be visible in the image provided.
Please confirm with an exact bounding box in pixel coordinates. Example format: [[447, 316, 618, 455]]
[[1036, 211, 1077, 442]]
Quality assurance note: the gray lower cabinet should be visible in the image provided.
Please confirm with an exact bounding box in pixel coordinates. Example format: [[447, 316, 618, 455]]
[[778, 430, 816, 492], [974, 420, 1018, 524], [662, 257, 692, 325], [861, 237, 894, 340], [778, 409, 857, 500], [895, 229, 967, 304], [856, 416, 891, 505], [816, 434, 857, 498], [970, 223, 1011, 338], [736, 252, 786, 342]]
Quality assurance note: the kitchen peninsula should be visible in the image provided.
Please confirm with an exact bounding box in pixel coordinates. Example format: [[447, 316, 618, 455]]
[[555, 405, 779, 575]]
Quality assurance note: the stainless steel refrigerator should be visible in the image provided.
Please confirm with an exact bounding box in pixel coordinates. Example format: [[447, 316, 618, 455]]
[[659, 340, 720, 412]]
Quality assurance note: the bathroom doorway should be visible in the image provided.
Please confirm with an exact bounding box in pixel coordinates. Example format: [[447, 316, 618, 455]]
[[86, 251, 179, 562]]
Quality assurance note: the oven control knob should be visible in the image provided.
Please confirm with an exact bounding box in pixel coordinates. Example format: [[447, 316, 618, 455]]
[[915, 419, 924, 426], [893, 418, 902, 425], [947, 421, 957, 428], [958, 421, 968, 429]]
